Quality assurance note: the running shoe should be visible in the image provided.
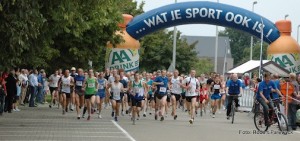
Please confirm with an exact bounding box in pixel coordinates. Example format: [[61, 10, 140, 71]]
[[133, 119, 136, 125], [174, 115, 178, 120], [126, 110, 129, 114], [87, 116, 91, 121], [111, 112, 115, 117], [114, 116, 118, 122], [98, 114, 102, 119], [143, 113, 146, 117], [189, 119, 194, 124], [160, 116, 164, 121], [155, 115, 158, 120], [77, 116, 80, 120]]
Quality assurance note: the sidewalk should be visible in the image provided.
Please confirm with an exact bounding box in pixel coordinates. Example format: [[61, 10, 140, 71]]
[[0, 104, 131, 141]]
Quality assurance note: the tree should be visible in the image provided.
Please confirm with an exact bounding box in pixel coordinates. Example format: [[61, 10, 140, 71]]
[[219, 28, 263, 65], [0, 0, 136, 71], [191, 58, 214, 76], [139, 30, 198, 74]]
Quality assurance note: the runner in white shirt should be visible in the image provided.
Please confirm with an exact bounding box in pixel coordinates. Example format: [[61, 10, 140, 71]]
[[182, 70, 200, 124], [58, 70, 74, 115], [170, 70, 182, 120], [107, 75, 123, 122], [48, 70, 61, 108]]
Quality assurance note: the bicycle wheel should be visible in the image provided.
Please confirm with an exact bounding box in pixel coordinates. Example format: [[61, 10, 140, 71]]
[[277, 113, 289, 131], [254, 112, 268, 131], [231, 103, 235, 124]]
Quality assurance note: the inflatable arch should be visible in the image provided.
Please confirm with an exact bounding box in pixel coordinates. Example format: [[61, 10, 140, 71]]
[[126, 1, 280, 44], [106, 1, 300, 73]]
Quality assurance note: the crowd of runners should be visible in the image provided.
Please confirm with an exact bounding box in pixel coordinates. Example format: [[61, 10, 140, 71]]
[[0, 67, 299, 129]]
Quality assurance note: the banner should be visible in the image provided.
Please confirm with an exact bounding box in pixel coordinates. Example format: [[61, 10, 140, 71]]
[[269, 53, 300, 74], [126, 1, 280, 44], [105, 48, 139, 72]]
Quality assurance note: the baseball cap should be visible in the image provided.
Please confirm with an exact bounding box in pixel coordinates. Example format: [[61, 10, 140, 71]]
[[71, 67, 76, 71]]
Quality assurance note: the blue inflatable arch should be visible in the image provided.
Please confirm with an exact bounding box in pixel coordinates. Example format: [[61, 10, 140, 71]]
[[126, 1, 280, 44]]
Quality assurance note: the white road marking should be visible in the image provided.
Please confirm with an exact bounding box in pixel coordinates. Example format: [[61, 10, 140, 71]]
[[112, 120, 136, 141], [0, 131, 122, 134], [295, 131, 300, 134], [0, 127, 116, 129], [0, 135, 127, 138]]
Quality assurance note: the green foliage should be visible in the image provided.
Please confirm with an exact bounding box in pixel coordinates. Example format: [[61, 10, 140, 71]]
[[191, 58, 214, 76], [139, 30, 198, 74], [219, 28, 266, 65], [0, 0, 126, 71]]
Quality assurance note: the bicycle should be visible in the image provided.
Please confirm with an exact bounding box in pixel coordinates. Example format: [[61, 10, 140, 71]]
[[227, 94, 242, 124], [254, 100, 289, 132]]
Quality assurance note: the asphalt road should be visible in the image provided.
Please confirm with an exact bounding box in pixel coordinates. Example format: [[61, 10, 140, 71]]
[[0, 104, 299, 141]]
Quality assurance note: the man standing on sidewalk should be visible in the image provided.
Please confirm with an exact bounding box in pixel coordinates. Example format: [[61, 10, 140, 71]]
[[37, 70, 44, 104], [28, 69, 38, 107], [19, 69, 28, 106]]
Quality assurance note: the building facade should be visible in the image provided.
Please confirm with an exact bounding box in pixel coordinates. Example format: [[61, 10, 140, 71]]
[[182, 35, 234, 74]]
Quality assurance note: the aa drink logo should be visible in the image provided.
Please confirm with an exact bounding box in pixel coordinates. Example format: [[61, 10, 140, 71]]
[[269, 53, 300, 73], [105, 48, 139, 72]]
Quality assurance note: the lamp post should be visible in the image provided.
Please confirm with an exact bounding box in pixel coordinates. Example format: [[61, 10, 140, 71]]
[[222, 40, 228, 76], [214, 0, 219, 73], [250, 1, 257, 61], [250, 1, 257, 79], [171, 0, 178, 72], [284, 14, 289, 20]]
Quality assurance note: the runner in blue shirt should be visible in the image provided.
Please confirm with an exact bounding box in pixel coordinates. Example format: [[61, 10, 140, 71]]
[[256, 72, 282, 126], [153, 70, 168, 121], [225, 73, 242, 120]]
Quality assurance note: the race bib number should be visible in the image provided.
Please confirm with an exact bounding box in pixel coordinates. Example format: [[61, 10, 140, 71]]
[[88, 83, 95, 88], [76, 81, 83, 86], [159, 87, 167, 93], [214, 85, 220, 89]]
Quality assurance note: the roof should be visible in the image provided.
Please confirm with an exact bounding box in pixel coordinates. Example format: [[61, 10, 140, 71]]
[[227, 60, 290, 77], [181, 35, 232, 58]]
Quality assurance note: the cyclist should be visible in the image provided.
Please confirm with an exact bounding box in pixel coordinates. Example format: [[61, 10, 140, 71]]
[[256, 72, 281, 126], [225, 73, 242, 120]]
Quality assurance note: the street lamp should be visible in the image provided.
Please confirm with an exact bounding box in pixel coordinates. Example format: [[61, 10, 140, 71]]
[[214, 0, 219, 73], [171, 0, 178, 72], [297, 25, 300, 43], [250, 1, 258, 61], [284, 14, 289, 20], [250, 1, 257, 79]]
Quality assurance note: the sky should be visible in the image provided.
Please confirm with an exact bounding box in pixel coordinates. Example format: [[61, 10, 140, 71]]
[[135, 0, 300, 41]]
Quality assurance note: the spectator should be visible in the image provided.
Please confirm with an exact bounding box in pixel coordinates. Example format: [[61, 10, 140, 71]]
[[28, 69, 38, 107], [5, 69, 17, 113], [13, 70, 21, 112], [43, 72, 49, 104], [19, 69, 28, 106], [0, 83, 5, 115], [243, 73, 250, 89], [37, 69, 45, 104], [289, 73, 300, 130]]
